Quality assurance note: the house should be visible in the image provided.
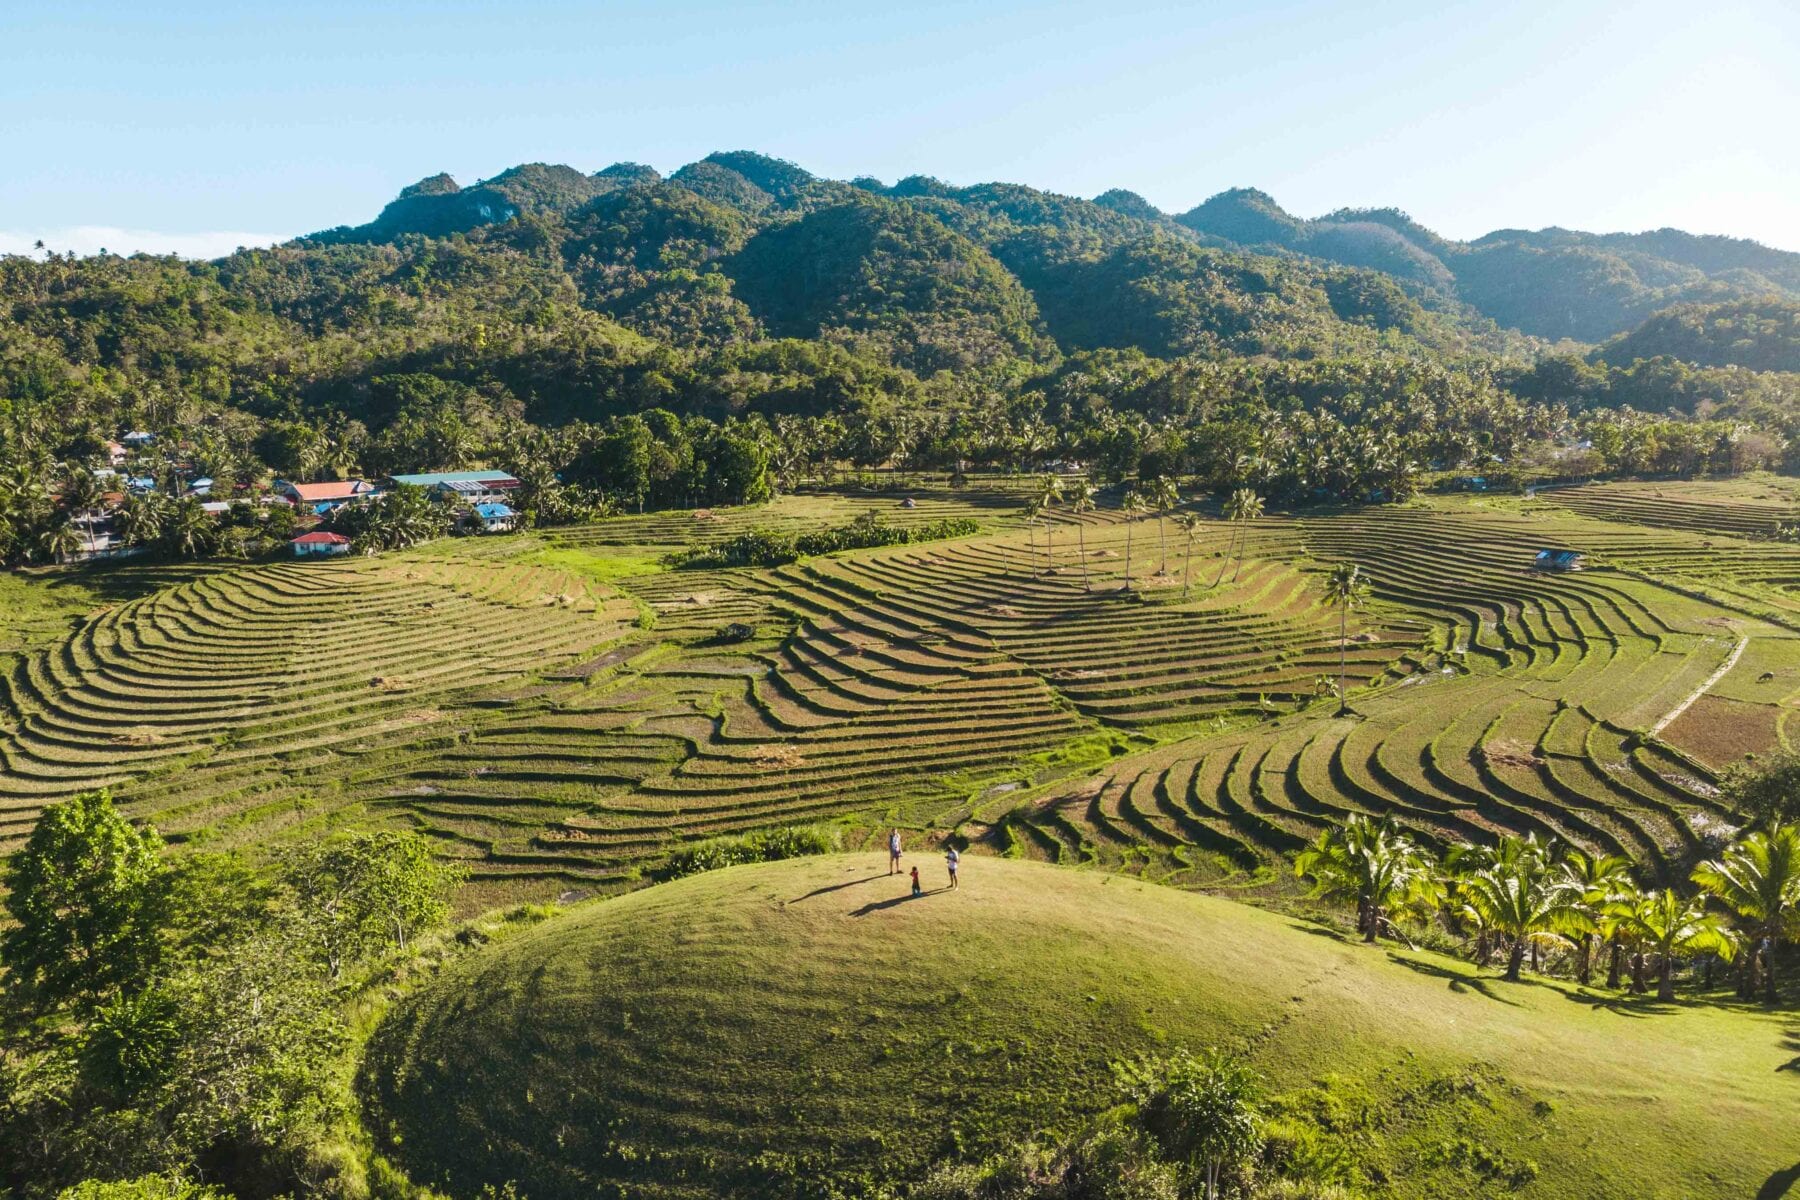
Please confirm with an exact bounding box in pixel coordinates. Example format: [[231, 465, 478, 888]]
[[104, 441, 128, 466], [385, 470, 521, 505], [1533, 548, 1585, 572], [187, 477, 215, 496], [125, 476, 157, 493], [272, 478, 378, 515], [122, 430, 155, 447], [468, 502, 518, 533], [199, 501, 231, 515], [291, 531, 352, 558]]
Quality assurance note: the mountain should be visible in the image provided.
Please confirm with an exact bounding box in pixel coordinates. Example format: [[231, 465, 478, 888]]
[[1598, 296, 1800, 373]]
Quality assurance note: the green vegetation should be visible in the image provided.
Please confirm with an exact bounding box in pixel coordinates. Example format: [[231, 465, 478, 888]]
[[360, 854, 1800, 1200]]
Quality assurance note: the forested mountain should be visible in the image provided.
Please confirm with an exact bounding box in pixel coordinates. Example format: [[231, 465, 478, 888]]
[[8, 148, 1800, 569]]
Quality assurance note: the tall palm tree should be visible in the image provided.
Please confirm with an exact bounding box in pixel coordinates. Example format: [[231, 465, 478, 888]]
[[1120, 489, 1146, 594], [1036, 475, 1064, 575], [1295, 815, 1440, 944], [1021, 497, 1043, 576], [1228, 489, 1263, 583], [1692, 823, 1800, 1003], [1069, 480, 1097, 592], [1611, 888, 1737, 1001], [1455, 858, 1589, 982], [1325, 563, 1370, 716], [1212, 488, 1262, 587], [1150, 475, 1180, 574], [1175, 512, 1204, 599], [1558, 848, 1634, 986]]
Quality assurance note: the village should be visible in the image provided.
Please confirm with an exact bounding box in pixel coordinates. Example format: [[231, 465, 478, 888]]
[[62, 431, 524, 562]]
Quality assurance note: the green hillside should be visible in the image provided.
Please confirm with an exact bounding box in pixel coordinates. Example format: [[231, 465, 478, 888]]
[[1599, 296, 1800, 373], [362, 854, 1800, 1200]]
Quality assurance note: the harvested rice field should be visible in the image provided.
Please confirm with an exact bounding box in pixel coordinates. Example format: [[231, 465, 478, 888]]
[[6, 479, 1799, 905]]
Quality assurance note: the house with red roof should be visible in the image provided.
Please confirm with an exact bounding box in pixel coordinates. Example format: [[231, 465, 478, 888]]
[[291, 531, 352, 558]]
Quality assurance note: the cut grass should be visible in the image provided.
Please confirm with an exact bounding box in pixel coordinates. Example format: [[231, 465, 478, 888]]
[[362, 854, 1800, 1200]]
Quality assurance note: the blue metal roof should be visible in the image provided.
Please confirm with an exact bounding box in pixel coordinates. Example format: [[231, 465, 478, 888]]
[[387, 470, 518, 487], [474, 503, 516, 519]]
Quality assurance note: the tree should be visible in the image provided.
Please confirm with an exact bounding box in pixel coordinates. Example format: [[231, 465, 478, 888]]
[[1174, 512, 1203, 599], [1070, 479, 1098, 592], [57, 1175, 229, 1200], [1036, 474, 1064, 575], [1021, 497, 1043, 576], [39, 518, 85, 564], [1718, 753, 1800, 828], [1212, 489, 1262, 588], [1294, 814, 1439, 944], [1610, 888, 1736, 1001], [1692, 823, 1800, 1003], [277, 831, 464, 978], [1324, 563, 1369, 716], [1557, 848, 1634, 986], [1149, 475, 1180, 574], [1454, 850, 1589, 982], [1115, 1049, 1262, 1200], [1, 790, 167, 1013], [1120, 489, 1146, 593]]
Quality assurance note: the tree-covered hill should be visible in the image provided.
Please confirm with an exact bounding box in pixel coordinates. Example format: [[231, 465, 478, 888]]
[[1598, 296, 1800, 373]]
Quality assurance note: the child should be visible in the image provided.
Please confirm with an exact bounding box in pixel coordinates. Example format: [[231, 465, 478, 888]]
[[910, 865, 922, 897], [945, 845, 960, 890]]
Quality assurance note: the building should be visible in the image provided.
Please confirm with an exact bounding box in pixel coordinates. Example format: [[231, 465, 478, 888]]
[[104, 441, 128, 466], [291, 531, 352, 558], [469, 502, 519, 532], [1533, 548, 1585, 572], [272, 478, 378, 515], [186, 477, 215, 496], [121, 430, 155, 447], [384, 470, 520, 505]]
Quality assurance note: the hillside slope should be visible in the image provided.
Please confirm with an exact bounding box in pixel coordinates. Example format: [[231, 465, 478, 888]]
[[362, 854, 1800, 1200]]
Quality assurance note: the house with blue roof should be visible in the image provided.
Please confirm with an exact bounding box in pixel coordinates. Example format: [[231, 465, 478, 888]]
[[468, 502, 519, 533]]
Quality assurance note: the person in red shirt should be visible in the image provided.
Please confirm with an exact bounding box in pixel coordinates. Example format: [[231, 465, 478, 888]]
[[910, 865, 922, 897]]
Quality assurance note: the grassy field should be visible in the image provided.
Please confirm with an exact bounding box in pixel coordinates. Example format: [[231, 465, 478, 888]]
[[6, 480, 1800, 906], [361, 854, 1800, 1200]]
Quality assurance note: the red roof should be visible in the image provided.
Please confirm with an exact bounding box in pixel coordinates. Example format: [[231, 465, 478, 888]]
[[292, 531, 351, 545]]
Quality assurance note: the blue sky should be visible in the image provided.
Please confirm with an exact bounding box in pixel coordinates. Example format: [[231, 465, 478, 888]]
[[1, 0, 1795, 257]]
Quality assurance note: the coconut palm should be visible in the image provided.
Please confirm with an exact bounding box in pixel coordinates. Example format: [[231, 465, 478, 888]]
[[1021, 497, 1043, 576], [1036, 475, 1064, 575], [1212, 488, 1262, 587], [1119, 489, 1147, 593], [38, 519, 84, 565], [1175, 512, 1204, 599], [1149, 475, 1180, 574], [1069, 479, 1097, 592], [1325, 563, 1370, 716], [1610, 888, 1737, 1001], [1692, 823, 1800, 1002], [1454, 856, 1589, 982], [1557, 848, 1634, 986], [1294, 814, 1440, 944], [1444, 833, 1559, 968]]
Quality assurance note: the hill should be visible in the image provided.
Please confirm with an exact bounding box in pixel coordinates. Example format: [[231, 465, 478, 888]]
[[1598, 296, 1800, 372], [361, 853, 1800, 1200]]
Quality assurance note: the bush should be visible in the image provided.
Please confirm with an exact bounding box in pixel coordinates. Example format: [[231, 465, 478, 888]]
[[654, 825, 841, 881], [671, 513, 980, 568]]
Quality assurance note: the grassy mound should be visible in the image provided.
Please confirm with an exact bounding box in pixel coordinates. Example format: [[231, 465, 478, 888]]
[[362, 856, 1799, 1199]]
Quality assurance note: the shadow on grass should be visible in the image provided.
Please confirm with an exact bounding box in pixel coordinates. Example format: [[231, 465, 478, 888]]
[[790, 873, 886, 904], [1779, 1028, 1799, 1074], [1757, 1161, 1800, 1200], [850, 888, 951, 916], [1385, 955, 1521, 1006]]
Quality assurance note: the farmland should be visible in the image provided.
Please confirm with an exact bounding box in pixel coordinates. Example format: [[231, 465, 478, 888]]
[[4, 478, 1799, 907]]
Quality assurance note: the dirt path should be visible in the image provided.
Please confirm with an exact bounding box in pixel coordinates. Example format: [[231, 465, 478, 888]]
[[1650, 636, 1747, 738]]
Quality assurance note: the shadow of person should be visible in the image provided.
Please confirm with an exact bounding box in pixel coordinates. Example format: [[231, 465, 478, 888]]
[[1756, 1161, 1800, 1199], [790, 874, 884, 903], [849, 888, 951, 916]]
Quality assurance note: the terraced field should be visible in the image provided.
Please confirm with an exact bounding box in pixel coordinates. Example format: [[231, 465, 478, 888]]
[[6, 480, 1800, 904]]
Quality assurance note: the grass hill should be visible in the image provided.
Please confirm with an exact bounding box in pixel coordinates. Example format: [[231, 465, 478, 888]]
[[361, 854, 1800, 1200]]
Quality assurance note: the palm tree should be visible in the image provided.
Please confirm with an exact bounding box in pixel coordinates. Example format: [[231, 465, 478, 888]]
[[1120, 489, 1146, 593], [38, 519, 84, 565], [1021, 497, 1043, 576], [1037, 475, 1064, 575], [1444, 833, 1559, 968], [1212, 488, 1262, 587], [1325, 563, 1370, 716], [1454, 856, 1588, 982], [1611, 888, 1737, 1001], [1150, 475, 1180, 574], [1557, 848, 1634, 986], [1069, 479, 1097, 592], [165, 498, 217, 559], [1294, 815, 1440, 944], [1692, 823, 1800, 1003], [1175, 512, 1204, 599]]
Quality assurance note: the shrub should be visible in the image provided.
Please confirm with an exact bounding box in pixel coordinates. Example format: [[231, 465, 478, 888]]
[[671, 513, 980, 568], [654, 824, 842, 881]]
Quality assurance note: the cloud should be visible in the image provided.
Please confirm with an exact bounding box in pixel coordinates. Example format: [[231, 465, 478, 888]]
[[0, 226, 294, 260]]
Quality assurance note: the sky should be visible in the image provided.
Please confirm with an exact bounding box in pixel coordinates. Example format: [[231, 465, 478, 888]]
[[1, 0, 1796, 258]]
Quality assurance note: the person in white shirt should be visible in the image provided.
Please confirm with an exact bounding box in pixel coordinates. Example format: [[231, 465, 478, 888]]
[[888, 828, 903, 875], [945, 845, 960, 890]]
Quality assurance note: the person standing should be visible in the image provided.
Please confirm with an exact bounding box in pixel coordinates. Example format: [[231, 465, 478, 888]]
[[910, 865, 922, 897], [945, 845, 960, 890], [888, 828, 903, 875]]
